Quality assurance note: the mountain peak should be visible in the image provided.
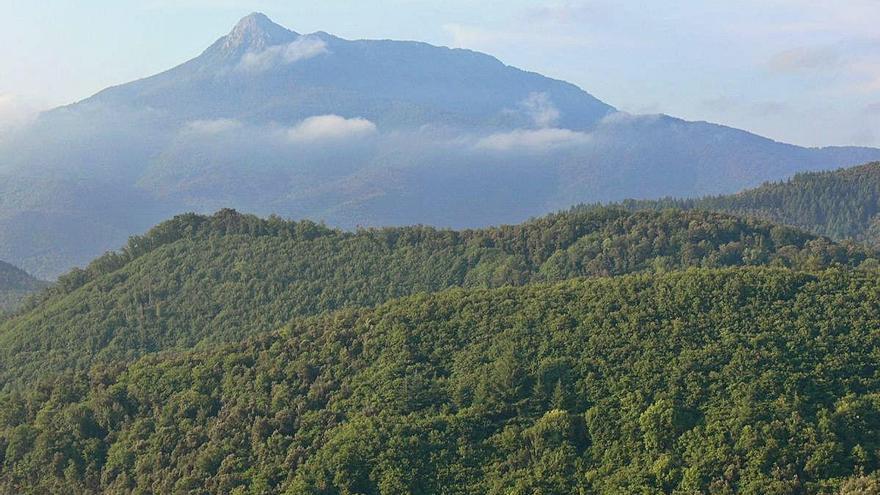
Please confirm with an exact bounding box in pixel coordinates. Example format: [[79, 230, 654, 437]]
[[221, 12, 298, 54], [232, 12, 276, 33]]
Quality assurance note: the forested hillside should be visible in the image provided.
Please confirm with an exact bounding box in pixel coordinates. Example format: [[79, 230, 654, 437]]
[[0, 260, 47, 313], [2, 268, 880, 493], [0, 207, 872, 388], [615, 161, 880, 245]]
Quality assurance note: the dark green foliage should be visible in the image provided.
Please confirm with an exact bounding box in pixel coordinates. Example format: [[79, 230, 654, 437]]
[[613, 161, 880, 245], [2, 268, 880, 493], [1, 207, 872, 387]]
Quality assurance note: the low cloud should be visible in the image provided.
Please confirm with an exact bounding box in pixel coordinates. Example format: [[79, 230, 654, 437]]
[[475, 128, 591, 151], [521, 92, 560, 128], [599, 111, 660, 125], [238, 36, 329, 72], [175, 115, 378, 152], [286, 115, 377, 143], [183, 118, 242, 135]]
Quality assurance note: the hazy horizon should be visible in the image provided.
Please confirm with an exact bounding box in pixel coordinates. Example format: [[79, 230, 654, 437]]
[[2, 1, 879, 148]]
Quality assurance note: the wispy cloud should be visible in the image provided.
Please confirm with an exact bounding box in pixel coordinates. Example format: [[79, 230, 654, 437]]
[[183, 118, 242, 135], [521, 92, 560, 128], [286, 115, 377, 143], [475, 128, 590, 151], [238, 36, 328, 72]]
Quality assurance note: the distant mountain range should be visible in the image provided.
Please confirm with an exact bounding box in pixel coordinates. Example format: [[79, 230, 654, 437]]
[[3, 12, 880, 279]]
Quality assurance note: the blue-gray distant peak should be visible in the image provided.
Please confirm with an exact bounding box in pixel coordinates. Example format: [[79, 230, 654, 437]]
[[206, 12, 299, 58], [5, 10, 880, 279], [82, 13, 615, 130]]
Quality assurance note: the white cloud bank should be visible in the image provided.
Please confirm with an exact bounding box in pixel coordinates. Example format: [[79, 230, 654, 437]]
[[238, 36, 329, 72], [177, 113, 597, 157], [475, 127, 591, 151], [286, 115, 377, 143], [178, 115, 378, 149]]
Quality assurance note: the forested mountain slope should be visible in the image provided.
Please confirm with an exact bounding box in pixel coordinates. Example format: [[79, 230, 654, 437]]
[[0, 207, 872, 387], [2, 268, 879, 493], [616, 161, 880, 246], [0, 260, 47, 313]]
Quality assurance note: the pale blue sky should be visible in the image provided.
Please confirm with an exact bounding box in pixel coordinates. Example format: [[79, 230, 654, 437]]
[[2, 0, 879, 147]]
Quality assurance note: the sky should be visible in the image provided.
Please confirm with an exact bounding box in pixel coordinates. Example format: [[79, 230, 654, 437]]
[[1, 0, 879, 147]]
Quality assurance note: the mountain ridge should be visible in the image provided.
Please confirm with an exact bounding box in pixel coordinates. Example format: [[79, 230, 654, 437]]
[[607, 160, 880, 246], [2, 13, 880, 279], [0, 206, 872, 388]]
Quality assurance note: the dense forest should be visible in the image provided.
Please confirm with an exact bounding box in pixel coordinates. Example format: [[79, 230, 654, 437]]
[[2, 267, 880, 493], [0, 260, 47, 314], [0, 207, 873, 388], [610, 161, 880, 245], [5, 10, 880, 494]]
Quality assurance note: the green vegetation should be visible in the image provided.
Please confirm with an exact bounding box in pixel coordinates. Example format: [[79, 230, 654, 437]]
[[2, 267, 879, 493], [0, 260, 47, 314], [2, 204, 879, 493], [0, 207, 872, 388], [613, 161, 880, 245]]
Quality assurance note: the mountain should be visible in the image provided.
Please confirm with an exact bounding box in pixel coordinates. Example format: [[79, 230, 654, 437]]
[[613, 161, 880, 246], [0, 260, 47, 313], [84, 12, 613, 131], [3, 267, 880, 493], [3, 13, 880, 279], [0, 207, 871, 388]]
